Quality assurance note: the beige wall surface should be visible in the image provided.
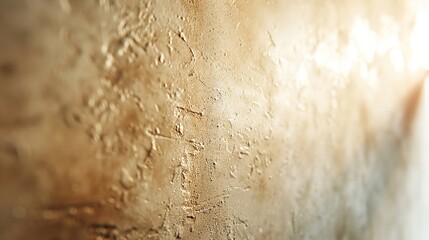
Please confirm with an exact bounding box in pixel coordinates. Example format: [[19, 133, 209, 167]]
[[0, 0, 427, 239]]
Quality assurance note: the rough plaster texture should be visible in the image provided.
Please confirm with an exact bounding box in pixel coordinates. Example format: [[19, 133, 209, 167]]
[[0, 0, 427, 239]]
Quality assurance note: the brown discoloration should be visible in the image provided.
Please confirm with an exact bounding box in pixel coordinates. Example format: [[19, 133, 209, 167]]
[[403, 74, 426, 135], [0, 0, 427, 239]]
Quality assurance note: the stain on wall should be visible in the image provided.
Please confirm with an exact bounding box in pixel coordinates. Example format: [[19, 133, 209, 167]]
[[0, 0, 426, 239]]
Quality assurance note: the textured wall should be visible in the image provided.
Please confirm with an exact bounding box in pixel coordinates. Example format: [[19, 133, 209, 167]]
[[0, 0, 427, 239]]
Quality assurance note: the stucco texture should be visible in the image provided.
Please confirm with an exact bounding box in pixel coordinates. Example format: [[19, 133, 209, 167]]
[[0, 0, 427, 239]]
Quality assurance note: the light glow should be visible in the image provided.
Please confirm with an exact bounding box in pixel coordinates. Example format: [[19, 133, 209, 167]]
[[410, 5, 429, 71]]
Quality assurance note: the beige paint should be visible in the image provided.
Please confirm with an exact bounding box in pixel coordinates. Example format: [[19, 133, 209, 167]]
[[0, 0, 427, 239]]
